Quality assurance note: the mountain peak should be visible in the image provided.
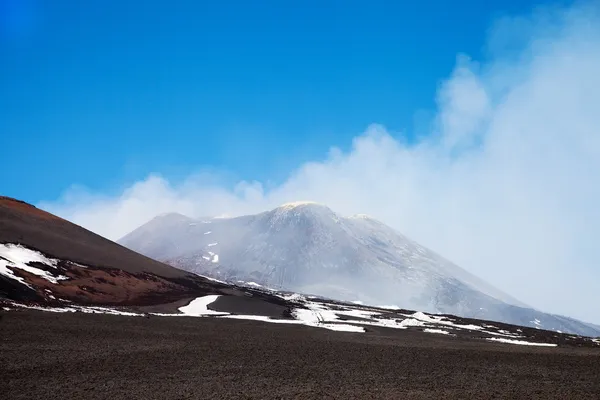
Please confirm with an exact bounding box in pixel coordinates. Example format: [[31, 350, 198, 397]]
[[277, 201, 324, 210], [267, 201, 340, 226], [273, 201, 336, 219]]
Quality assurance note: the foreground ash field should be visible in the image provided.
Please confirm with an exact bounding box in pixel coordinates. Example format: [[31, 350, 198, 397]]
[[2, 308, 600, 400], [1, 196, 599, 399]]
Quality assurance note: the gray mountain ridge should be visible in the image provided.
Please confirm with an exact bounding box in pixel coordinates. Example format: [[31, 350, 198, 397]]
[[118, 201, 600, 337]]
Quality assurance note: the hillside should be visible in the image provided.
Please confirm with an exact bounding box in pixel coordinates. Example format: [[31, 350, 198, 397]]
[[0, 196, 230, 306]]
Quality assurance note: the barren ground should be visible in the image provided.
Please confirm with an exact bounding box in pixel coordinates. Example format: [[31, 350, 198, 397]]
[[1, 310, 599, 399]]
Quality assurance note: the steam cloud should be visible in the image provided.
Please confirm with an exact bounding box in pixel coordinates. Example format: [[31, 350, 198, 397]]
[[42, 3, 600, 323]]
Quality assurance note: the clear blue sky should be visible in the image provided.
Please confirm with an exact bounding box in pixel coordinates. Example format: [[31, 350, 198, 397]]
[[1, 0, 562, 203]]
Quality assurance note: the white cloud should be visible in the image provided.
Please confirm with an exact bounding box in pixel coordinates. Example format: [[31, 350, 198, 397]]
[[41, 3, 600, 323]]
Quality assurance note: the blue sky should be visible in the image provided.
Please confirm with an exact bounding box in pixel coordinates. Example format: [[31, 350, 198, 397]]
[[0, 0, 556, 203]]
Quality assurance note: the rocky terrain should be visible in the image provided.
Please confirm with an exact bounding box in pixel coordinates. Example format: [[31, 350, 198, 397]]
[[119, 202, 600, 336], [2, 309, 599, 400]]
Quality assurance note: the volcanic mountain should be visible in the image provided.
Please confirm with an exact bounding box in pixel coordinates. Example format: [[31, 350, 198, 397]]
[[2, 197, 599, 400], [119, 201, 600, 336]]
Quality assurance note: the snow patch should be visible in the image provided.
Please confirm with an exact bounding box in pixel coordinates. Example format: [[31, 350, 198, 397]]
[[335, 308, 380, 319], [279, 293, 305, 302], [14, 304, 76, 313], [204, 231, 211, 235], [410, 311, 483, 331], [293, 308, 320, 324], [9, 302, 141, 316], [70, 306, 140, 316], [156, 295, 365, 333], [212, 254, 219, 263], [424, 328, 450, 335], [377, 305, 401, 310], [221, 314, 290, 323], [483, 330, 523, 338], [321, 324, 365, 333], [292, 307, 364, 332], [399, 318, 426, 328], [0, 243, 70, 285], [178, 295, 228, 316], [207, 243, 218, 247], [222, 313, 364, 333], [198, 274, 227, 284], [487, 337, 557, 347], [295, 301, 424, 331]]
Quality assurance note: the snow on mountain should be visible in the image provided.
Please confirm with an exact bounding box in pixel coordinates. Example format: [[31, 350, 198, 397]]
[[0, 243, 70, 286], [118, 202, 600, 337]]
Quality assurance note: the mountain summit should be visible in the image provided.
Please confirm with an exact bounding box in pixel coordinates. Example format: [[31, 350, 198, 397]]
[[119, 203, 600, 336]]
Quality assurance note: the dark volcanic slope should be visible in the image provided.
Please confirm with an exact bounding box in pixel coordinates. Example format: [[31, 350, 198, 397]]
[[0, 196, 233, 306], [2, 310, 599, 400], [0, 196, 186, 278]]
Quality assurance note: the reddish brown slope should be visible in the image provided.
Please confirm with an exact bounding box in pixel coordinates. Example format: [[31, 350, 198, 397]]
[[0, 196, 188, 278], [0, 196, 225, 305]]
